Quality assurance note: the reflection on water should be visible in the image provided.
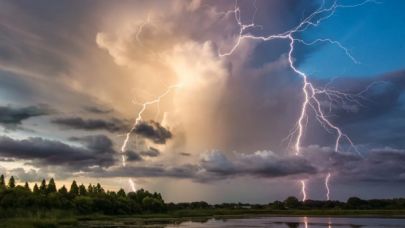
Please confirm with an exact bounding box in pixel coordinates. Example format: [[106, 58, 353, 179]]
[[164, 217, 405, 228]]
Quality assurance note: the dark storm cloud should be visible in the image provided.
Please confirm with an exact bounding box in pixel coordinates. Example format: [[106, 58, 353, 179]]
[[88, 150, 317, 182], [0, 105, 54, 129], [0, 158, 14, 162], [298, 146, 405, 183], [124, 147, 160, 162], [89, 163, 199, 179], [140, 147, 160, 157], [85, 146, 405, 184], [305, 70, 405, 149], [0, 135, 117, 171], [199, 150, 317, 179], [322, 70, 405, 123], [83, 106, 113, 114], [51, 117, 124, 133], [69, 134, 116, 154], [132, 120, 172, 144], [125, 150, 143, 162]]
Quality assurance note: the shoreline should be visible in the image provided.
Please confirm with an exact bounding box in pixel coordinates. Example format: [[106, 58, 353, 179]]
[[3, 213, 405, 228]]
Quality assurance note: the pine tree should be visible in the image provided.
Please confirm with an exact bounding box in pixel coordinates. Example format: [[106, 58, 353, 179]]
[[69, 180, 79, 196], [8, 176, 15, 188], [24, 182, 30, 190], [87, 183, 93, 195], [39, 179, 47, 194], [33, 183, 40, 194], [79, 184, 87, 196], [0, 174, 5, 187], [96, 183, 104, 194], [47, 178, 57, 194], [58, 185, 68, 196]]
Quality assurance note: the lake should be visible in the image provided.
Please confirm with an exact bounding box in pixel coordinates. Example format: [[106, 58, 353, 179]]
[[163, 217, 405, 228]]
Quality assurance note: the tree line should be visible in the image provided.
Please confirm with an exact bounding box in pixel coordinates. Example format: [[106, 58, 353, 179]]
[[1, 175, 405, 219], [0, 175, 164, 217], [169, 197, 405, 211]]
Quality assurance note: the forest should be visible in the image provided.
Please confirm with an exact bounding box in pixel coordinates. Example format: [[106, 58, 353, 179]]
[[1, 175, 405, 219]]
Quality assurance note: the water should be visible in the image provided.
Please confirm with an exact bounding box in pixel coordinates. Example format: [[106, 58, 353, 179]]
[[164, 217, 405, 228]]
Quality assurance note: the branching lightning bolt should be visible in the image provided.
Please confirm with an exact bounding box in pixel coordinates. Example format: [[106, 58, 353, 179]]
[[119, 82, 181, 192], [119, 23, 181, 192], [209, 0, 381, 201]]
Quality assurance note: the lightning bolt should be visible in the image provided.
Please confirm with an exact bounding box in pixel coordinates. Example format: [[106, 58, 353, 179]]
[[325, 172, 331, 201], [120, 82, 181, 191], [118, 23, 181, 192], [301, 180, 307, 202], [209, 0, 381, 201]]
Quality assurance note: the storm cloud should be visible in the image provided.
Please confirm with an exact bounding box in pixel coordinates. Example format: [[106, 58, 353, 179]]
[[125, 150, 143, 162], [84, 146, 405, 184], [0, 135, 117, 171], [51, 117, 124, 133], [83, 106, 113, 114], [0, 105, 54, 129], [140, 147, 161, 157], [132, 121, 172, 144], [124, 147, 161, 162]]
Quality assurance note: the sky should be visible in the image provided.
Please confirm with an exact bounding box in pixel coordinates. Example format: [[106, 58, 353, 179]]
[[0, 0, 405, 204]]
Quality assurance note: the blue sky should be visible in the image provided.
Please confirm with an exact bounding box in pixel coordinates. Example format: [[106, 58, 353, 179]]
[[300, 0, 405, 79]]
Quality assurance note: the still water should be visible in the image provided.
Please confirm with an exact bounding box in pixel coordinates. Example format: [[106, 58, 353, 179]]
[[164, 217, 405, 228]]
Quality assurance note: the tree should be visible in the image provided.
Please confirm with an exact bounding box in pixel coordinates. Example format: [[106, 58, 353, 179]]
[[58, 185, 68, 196], [96, 183, 104, 194], [47, 178, 57, 194], [269, 201, 285, 210], [87, 184, 93, 195], [39, 179, 47, 194], [283, 196, 300, 209], [347, 197, 366, 209], [117, 188, 126, 198], [24, 182, 30, 190], [74, 196, 93, 214], [8, 176, 15, 188], [47, 192, 62, 208], [33, 183, 40, 195], [69, 180, 79, 196], [0, 174, 5, 187], [79, 184, 87, 196], [142, 196, 164, 212]]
